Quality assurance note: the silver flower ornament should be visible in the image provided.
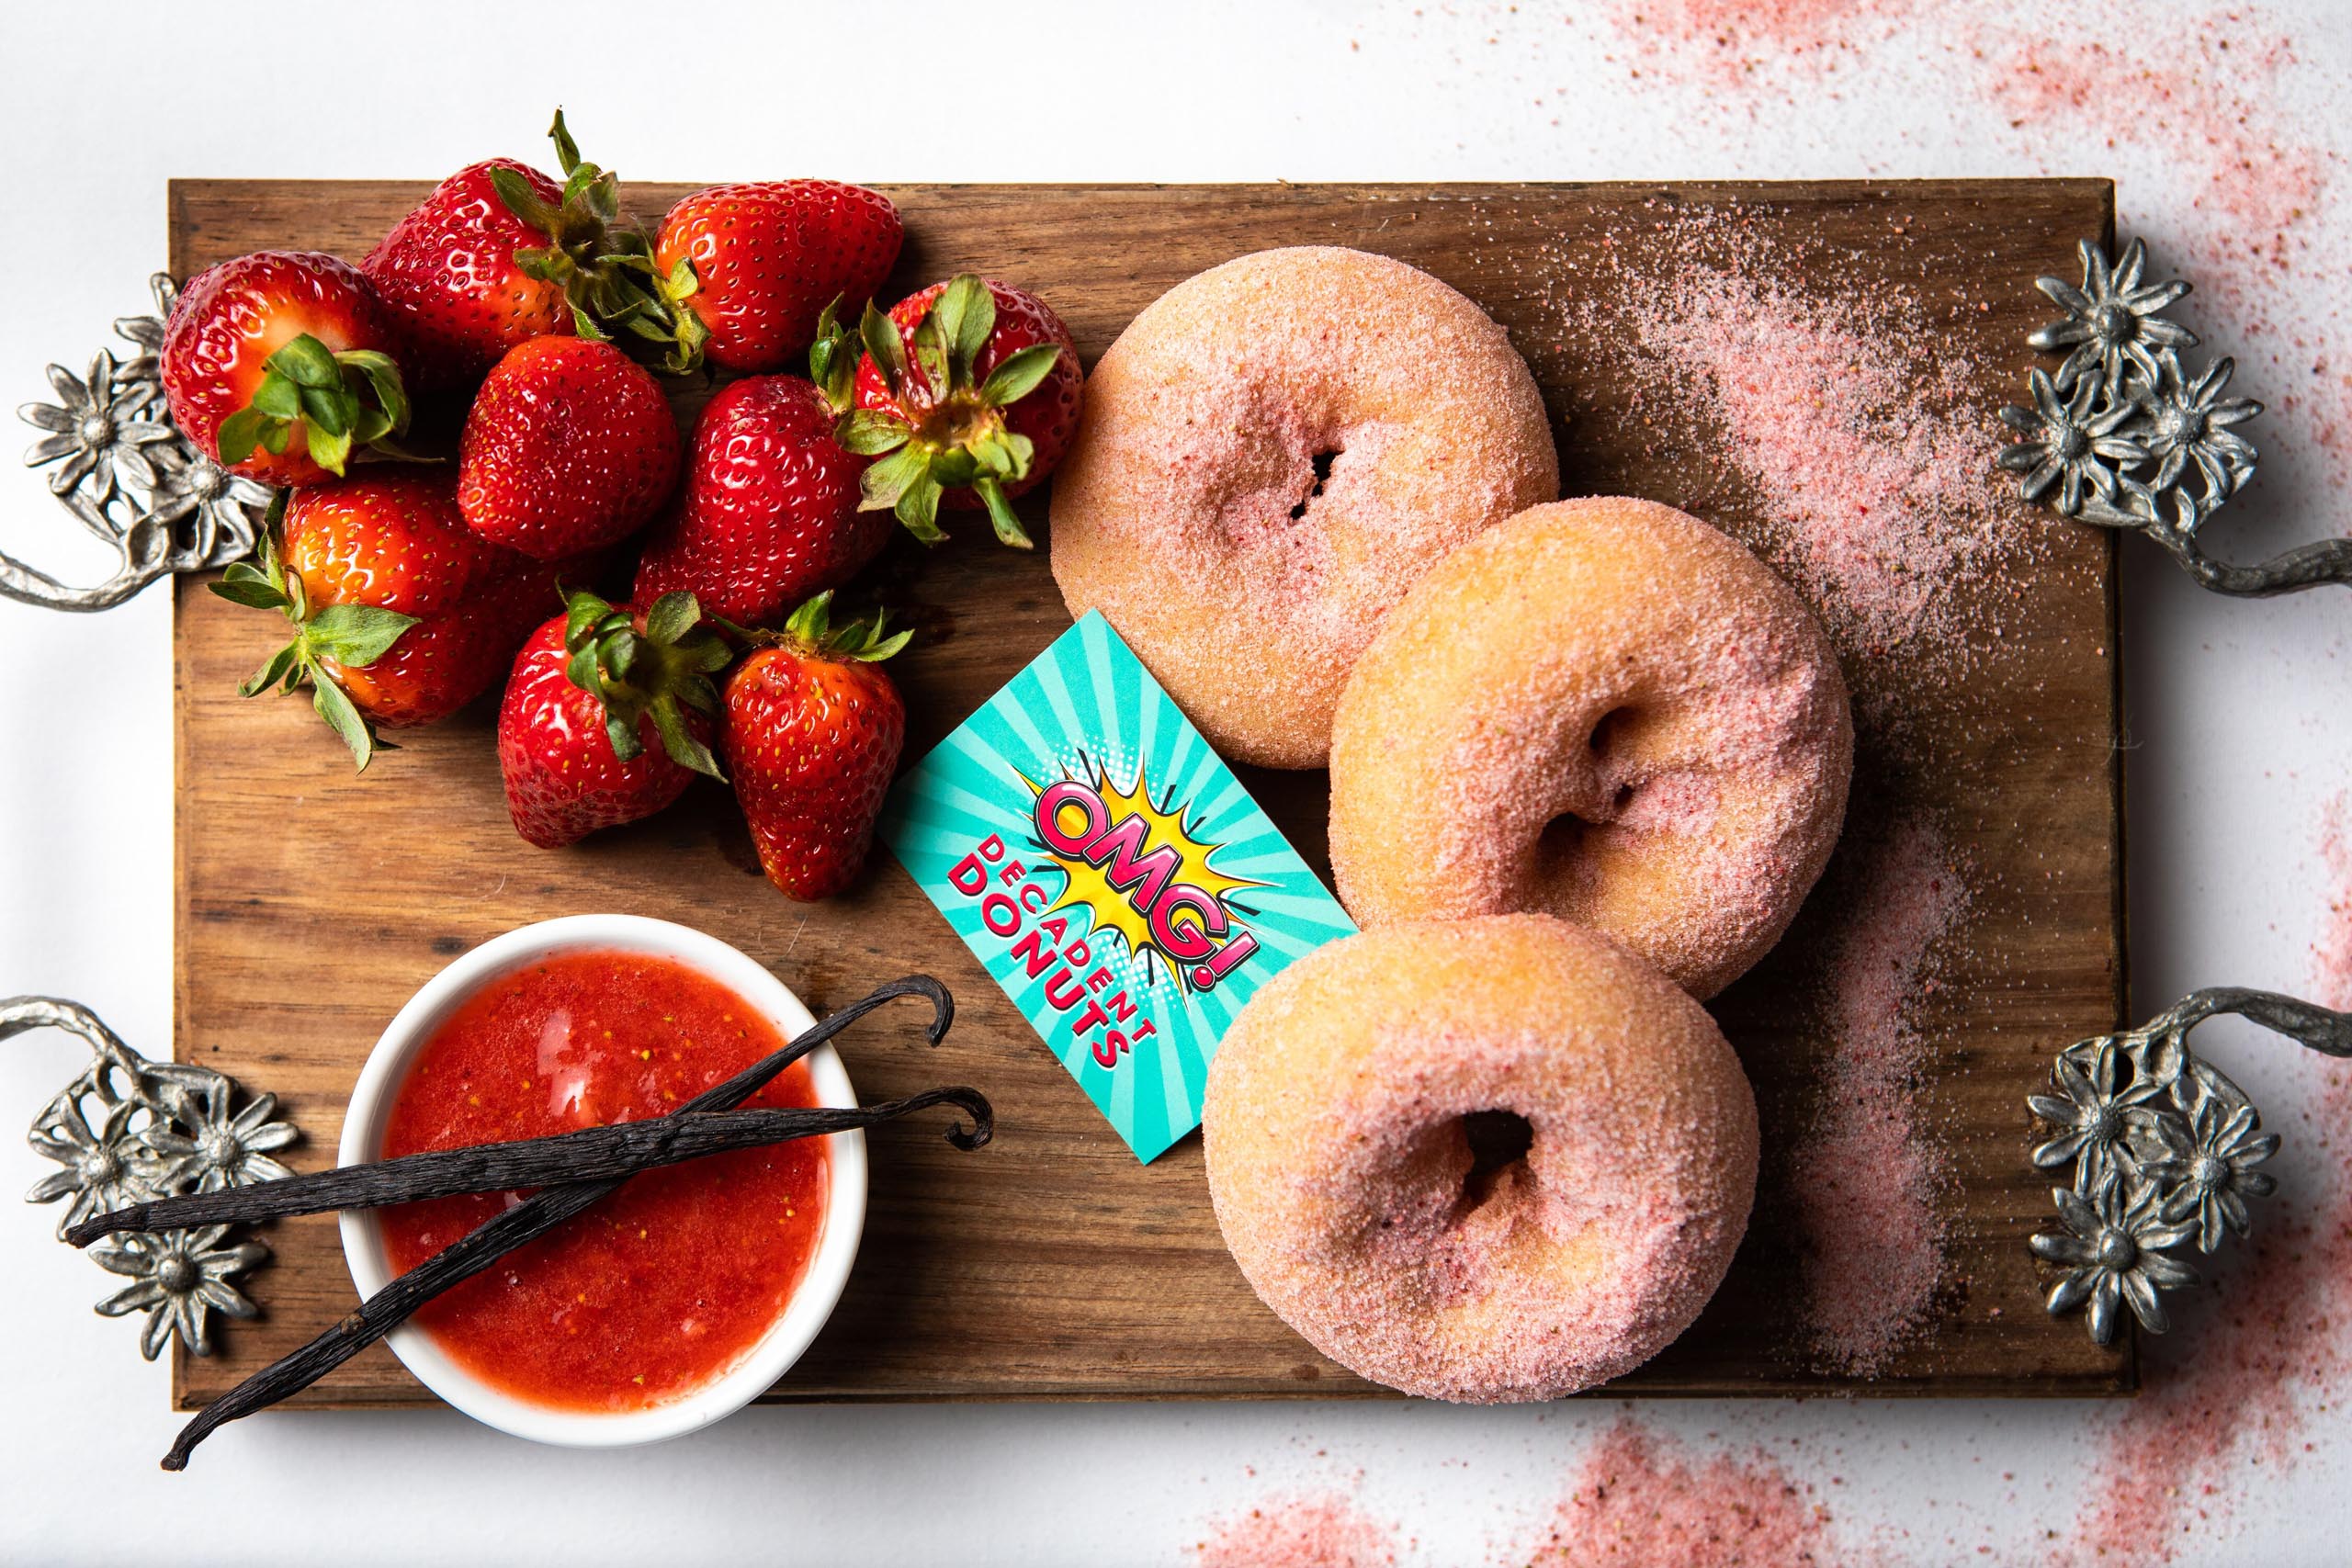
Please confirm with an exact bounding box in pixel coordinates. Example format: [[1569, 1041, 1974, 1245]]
[[26, 1088, 169, 1239], [2129, 348, 2260, 504], [2002, 237, 2352, 596], [2141, 1089, 2279, 1254], [2029, 236, 2197, 391], [7, 272, 278, 614], [20, 350, 178, 509], [143, 1078, 298, 1194], [1998, 368, 2148, 515], [142, 441, 272, 572], [2026, 988, 2352, 1341], [89, 1225, 267, 1360], [10, 996, 293, 1361], [2029, 1037, 2166, 1192], [2030, 1178, 2199, 1343]]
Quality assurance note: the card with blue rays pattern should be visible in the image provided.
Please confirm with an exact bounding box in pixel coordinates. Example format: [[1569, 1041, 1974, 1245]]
[[878, 611, 1356, 1161]]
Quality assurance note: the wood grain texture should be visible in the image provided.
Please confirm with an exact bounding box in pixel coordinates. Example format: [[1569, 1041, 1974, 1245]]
[[169, 178, 2126, 1408]]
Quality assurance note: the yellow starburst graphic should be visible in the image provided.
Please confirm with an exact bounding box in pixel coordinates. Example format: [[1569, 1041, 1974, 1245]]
[[1019, 756, 1266, 987]]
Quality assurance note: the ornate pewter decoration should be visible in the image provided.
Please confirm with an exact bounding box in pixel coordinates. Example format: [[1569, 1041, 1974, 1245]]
[[2026, 987, 2345, 1343], [8, 275, 271, 613], [1999, 238, 2352, 596], [90, 1225, 268, 1360], [6, 996, 290, 1359]]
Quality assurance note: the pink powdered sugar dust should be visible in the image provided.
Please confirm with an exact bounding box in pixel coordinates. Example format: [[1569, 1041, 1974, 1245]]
[[1794, 813, 1967, 1375], [1592, 0, 2350, 491], [1194, 1489, 1399, 1568], [1511, 1416, 1847, 1565], [1616, 260, 2013, 663], [2064, 795, 2352, 1562], [1593, 0, 1917, 96]]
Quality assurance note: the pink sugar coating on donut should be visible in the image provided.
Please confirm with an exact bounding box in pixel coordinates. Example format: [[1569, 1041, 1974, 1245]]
[[1411, 593, 1844, 994], [1511, 1416, 1845, 1565], [1217, 1032, 1749, 1402], [1112, 370, 1437, 648], [1050, 246, 1557, 766], [1793, 812, 1965, 1376], [1194, 1490, 1399, 1568]]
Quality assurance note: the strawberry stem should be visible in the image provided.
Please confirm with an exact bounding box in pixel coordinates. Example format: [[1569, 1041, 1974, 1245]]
[[207, 495, 417, 771], [839, 276, 1062, 550], [558, 588, 731, 780], [494, 109, 694, 374], [776, 591, 914, 662], [213, 336, 413, 479]]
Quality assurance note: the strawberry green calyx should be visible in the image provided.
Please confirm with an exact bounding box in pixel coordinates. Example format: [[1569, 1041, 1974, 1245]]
[[208, 495, 418, 771], [560, 588, 731, 779], [777, 591, 914, 662], [838, 275, 1066, 550], [808, 298, 858, 412], [495, 108, 673, 353], [625, 244, 711, 376], [213, 334, 412, 479]]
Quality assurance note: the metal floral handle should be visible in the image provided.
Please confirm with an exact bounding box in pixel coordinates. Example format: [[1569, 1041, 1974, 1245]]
[[6, 275, 270, 613], [2078, 483, 2352, 598], [8, 995, 291, 1359], [2026, 987, 2349, 1344], [1997, 238, 2349, 597]]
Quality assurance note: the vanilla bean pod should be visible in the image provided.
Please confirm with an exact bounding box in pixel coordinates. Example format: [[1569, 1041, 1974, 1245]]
[[74, 1087, 989, 1245], [161, 974, 956, 1471]]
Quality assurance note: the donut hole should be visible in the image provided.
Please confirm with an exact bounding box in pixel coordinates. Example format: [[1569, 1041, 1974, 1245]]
[[1588, 705, 1644, 764], [1535, 811, 1594, 867], [1577, 707, 1645, 829], [1288, 446, 1342, 521], [1460, 1108, 1536, 1208]]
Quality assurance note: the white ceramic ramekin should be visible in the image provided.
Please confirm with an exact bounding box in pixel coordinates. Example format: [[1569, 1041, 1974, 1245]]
[[337, 913, 865, 1448]]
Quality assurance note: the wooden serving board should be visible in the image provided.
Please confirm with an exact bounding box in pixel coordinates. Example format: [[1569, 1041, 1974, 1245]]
[[171, 178, 2124, 1408]]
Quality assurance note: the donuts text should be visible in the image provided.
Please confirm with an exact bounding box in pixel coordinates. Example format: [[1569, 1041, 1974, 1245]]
[[951, 833, 1163, 1069]]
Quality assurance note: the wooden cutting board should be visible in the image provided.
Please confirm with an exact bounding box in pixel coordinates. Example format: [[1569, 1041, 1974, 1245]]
[[169, 177, 2125, 1409]]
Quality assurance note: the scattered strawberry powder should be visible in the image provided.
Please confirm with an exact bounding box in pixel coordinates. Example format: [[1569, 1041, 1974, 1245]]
[[2061, 795, 2352, 1562], [1592, 0, 1917, 96], [1194, 1489, 1399, 1568], [1541, 211, 2002, 1375], [1792, 813, 1967, 1375], [1983, 9, 2349, 489], [1508, 1416, 1848, 1565], [1598, 254, 2021, 668]]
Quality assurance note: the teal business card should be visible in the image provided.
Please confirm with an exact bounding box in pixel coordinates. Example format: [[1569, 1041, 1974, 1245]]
[[879, 611, 1356, 1162]]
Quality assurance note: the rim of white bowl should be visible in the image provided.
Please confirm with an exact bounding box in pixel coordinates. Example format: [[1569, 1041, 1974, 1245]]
[[337, 913, 866, 1449]]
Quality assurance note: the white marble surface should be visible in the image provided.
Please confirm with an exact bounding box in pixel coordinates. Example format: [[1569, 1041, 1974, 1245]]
[[2, 2, 2348, 1562]]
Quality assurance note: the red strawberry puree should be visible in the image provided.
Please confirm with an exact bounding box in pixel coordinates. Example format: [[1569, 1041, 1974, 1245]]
[[377, 950, 828, 1413]]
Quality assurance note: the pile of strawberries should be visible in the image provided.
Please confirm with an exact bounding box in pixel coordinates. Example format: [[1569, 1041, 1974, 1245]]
[[165, 113, 1082, 902]]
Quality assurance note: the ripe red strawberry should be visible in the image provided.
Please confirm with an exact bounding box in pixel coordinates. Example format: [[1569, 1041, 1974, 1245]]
[[498, 589, 729, 848], [160, 251, 412, 487], [632, 370, 885, 626], [363, 159, 571, 392], [723, 593, 910, 901], [360, 114, 639, 393], [209, 473, 557, 768], [844, 276, 1081, 548], [648, 181, 901, 374], [458, 336, 681, 560]]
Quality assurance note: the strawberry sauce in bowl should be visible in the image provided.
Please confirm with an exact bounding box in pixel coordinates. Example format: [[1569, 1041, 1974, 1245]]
[[338, 915, 865, 1448]]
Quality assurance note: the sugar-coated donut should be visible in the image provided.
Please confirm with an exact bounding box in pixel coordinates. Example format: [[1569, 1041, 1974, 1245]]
[[1204, 914, 1758, 1402], [1329, 497, 1853, 999], [1048, 246, 1558, 769]]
